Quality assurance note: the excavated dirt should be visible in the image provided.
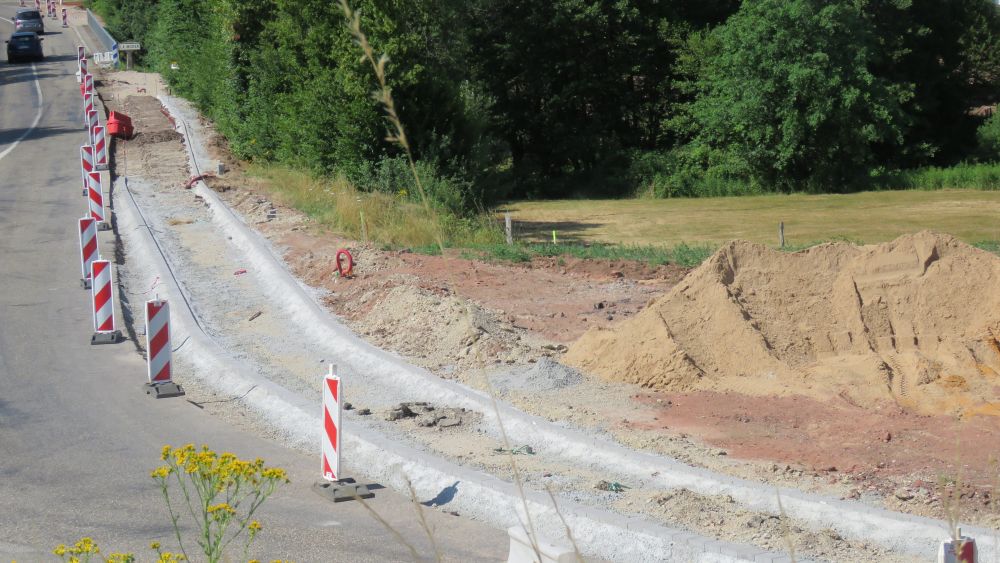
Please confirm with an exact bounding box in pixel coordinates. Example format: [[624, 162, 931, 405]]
[[566, 234, 1000, 417]]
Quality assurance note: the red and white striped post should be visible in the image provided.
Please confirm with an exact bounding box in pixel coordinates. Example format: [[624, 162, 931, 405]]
[[143, 299, 184, 397], [62, 8, 67, 27], [86, 171, 110, 230], [90, 260, 121, 344], [78, 217, 99, 288], [313, 364, 372, 502], [83, 92, 93, 125], [322, 364, 342, 482], [77, 47, 85, 77], [84, 73, 94, 96], [938, 530, 978, 562], [93, 125, 108, 170], [145, 299, 171, 383], [87, 110, 99, 145], [80, 144, 94, 196]]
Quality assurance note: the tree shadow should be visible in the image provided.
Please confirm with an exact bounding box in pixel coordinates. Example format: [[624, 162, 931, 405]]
[[37, 53, 77, 63], [504, 219, 603, 244], [0, 125, 83, 145], [0, 66, 59, 86], [0, 397, 30, 430]]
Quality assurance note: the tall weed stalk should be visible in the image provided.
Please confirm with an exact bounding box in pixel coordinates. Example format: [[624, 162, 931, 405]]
[[338, 0, 445, 254]]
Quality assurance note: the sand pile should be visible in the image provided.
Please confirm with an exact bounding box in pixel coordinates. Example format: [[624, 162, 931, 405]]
[[354, 285, 543, 372], [565, 232, 1000, 416]]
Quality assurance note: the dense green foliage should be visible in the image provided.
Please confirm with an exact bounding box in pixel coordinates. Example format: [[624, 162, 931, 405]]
[[684, 0, 907, 192], [89, 0, 1000, 205]]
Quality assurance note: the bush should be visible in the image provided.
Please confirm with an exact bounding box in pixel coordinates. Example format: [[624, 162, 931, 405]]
[[626, 148, 759, 198], [884, 163, 1000, 191], [977, 112, 1000, 162], [349, 156, 474, 217]]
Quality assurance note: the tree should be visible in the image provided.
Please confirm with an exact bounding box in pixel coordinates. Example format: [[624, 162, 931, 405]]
[[856, 0, 1000, 166], [686, 0, 906, 192], [469, 0, 738, 197]]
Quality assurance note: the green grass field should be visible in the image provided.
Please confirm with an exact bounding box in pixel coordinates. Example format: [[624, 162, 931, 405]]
[[505, 189, 1000, 248]]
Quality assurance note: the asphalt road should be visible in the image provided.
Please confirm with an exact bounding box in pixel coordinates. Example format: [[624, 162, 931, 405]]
[[0, 7, 506, 561]]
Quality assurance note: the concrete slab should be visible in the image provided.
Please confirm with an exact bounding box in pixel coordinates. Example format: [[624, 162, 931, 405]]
[[312, 479, 375, 503]]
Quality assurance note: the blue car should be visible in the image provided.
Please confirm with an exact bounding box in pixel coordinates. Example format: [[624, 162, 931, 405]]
[[6, 32, 44, 63]]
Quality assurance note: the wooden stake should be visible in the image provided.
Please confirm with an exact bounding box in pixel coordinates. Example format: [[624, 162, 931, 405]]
[[504, 213, 513, 245], [779, 221, 785, 248]]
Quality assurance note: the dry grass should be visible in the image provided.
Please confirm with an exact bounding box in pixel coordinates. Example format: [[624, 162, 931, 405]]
[[250, 165, 450, 246], [506, 190, 1000, 247], [338, 0, 444, 254]]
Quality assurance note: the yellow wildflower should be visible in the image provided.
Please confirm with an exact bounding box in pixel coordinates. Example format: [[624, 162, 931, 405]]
[[207, 502, 235, 515]]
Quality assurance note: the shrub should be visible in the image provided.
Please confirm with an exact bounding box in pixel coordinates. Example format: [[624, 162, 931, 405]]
[[977, 112, 1000, 162]]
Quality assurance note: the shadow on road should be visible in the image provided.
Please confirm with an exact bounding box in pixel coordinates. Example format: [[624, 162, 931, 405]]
[[0, 125, 81, 145]]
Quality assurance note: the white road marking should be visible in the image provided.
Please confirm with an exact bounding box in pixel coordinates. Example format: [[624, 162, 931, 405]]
[[0, 63, 44, 162], [71, 20, 91, 52], [0, 12, 46, 162]]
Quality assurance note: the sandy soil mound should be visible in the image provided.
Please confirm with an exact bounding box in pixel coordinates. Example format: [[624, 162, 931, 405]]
[[565, 232, 1000, 416], [353, 285, 545, 373]]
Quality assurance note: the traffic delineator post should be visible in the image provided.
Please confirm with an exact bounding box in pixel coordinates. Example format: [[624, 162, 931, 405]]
[[312, 364, 373, 503], [84, 73, 94, 96], [90, 260, 121, 345], [80, 145, 94, 196], [937, 529, 977, 563], [93, 126, 108, 170], [322, 364, 342, 482], [83, 92, 93, 125], [87, 110, 99, 145], [77, 48, 86, 82], [86, 171, 110, 230], [78, 217, 99, 289], [144, 298, 184, 398]]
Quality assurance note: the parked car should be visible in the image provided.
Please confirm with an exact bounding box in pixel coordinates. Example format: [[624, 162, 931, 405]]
[[6, 32, 44, 63], [14, 9, 44, 35]]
